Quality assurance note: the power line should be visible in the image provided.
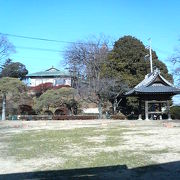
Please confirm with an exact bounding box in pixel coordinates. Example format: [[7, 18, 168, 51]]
[[0, 32, 114, 48], [16, 46, 64, 53], [10, 56, 159, 64], [0, 32, 100, 46], [1, 32, 172, 56], [0, 32, 76, 44]]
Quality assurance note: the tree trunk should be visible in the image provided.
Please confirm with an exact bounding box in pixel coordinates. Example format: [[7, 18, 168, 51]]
[[113, 98, 122, 114], [98, 100, 102, 119], [113, 99, 118, 114], [2, 93, 6, 120], [69, 108, 72, 115]]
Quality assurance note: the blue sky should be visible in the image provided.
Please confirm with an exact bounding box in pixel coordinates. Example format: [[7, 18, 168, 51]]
[[0, 0, 180, 103]]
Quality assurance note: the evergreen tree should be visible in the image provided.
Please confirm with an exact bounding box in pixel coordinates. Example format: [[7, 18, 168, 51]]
[[105, 36, 172, 88], [104, 36, 173, 117], [1, 62, 28, 80], [0, 58, 12, 70], [0, 77, 26, 120], [34, 87, 77, 115]]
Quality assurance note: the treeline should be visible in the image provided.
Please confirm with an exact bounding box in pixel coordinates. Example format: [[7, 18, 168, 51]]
[[0, 34, 179, 120]]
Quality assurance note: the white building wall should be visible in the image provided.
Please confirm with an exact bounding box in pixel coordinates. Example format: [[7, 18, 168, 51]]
[[64, 78, 71, 86], [29, 77, 71, 87]]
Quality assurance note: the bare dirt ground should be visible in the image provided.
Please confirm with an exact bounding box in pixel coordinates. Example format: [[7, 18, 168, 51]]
[[0, 120, 180, 179]]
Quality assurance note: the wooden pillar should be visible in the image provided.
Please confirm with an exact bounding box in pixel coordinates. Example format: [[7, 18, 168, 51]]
[[145, 101, 149, 120], [159, 103, 162, 120], [138, 98, 142, 120], [167, 101, 172, 120]]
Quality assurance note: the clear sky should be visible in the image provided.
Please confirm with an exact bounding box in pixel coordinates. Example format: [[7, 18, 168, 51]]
[[0, 0, 180, 103]]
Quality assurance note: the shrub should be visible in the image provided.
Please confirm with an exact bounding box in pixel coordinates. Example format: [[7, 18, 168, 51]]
[[18, 115, 98, 120], [18, 115, 52, 120], [170, 106, 180, 119], [110, 113, 126, 120], [30, 82, 53, 92], [30, 83, 53, 97]]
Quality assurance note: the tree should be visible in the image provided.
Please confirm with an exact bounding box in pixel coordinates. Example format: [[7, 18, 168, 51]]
[[34, 87, 78, 115], [99, 77, 128, 114], [1, 62, 28, 80], [105, 36, 172, 88], [64, 35, 110, 79], [64, 36, 112, 118], [0, 35, 15, 65], [104, 36, 173, 117], [5, 90, 33, 116], [0, 77, 26, 120], [64, 36, 130, 117], [30, 82, 53, 97], [0, 58, 12, 70], [170, 106, 180, 119], [170, 43, 180, 85], [30, 83, 71, 97]]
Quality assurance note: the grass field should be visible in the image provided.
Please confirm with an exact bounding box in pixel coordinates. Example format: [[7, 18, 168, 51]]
[[0, 120, 180, 179]]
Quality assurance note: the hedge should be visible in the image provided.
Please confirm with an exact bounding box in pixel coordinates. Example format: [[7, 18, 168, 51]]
[[18, 115, 52, 120], [18, 115, 98, 120], [53, 115, 98, 120]]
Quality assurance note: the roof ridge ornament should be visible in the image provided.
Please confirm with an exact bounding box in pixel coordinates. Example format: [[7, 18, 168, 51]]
[[148, 38, 153, 73], [153, 67, 160, 74], [145, 38, 153, 73], [46, 66, 60, 72]]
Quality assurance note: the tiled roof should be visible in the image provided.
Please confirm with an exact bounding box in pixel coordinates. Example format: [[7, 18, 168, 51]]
[[135, 86, 180, 94], [26, 67, 71, 77], [126, 68, 180, 96]]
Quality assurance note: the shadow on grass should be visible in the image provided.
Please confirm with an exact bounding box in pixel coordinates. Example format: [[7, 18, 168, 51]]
[[0, 161, 180, 180]]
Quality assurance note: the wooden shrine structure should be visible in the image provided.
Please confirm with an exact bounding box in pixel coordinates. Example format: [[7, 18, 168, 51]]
[[126, 68, 180, 120]]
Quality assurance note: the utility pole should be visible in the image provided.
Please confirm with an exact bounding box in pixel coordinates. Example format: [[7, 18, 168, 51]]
[[148, 38, 153, 73]]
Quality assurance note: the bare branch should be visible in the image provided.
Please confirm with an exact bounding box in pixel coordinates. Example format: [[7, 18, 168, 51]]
[[0, 34, 15, 65]]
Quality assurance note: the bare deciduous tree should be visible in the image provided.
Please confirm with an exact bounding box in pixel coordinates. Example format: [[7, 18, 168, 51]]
[[64, 36, 110, 118], [100, 77, 128, 114], [64, 36, 128, 118], [171, 45, 180, 85], [0, 35, 15, 67]]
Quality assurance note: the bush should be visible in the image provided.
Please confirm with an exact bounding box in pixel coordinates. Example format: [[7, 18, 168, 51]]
[[170, 106, 180, 119], [18, 115, 52, 120], [110, 113, 126, 120], [18, 115, 98, 120]]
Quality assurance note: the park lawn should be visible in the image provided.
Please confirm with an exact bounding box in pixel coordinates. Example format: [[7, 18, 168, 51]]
[[2, 125, 156, 171], [1, 120, 180, 179]]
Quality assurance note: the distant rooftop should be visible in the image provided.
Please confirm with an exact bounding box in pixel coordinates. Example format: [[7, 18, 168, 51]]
[[26, 67, 71, 77]]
